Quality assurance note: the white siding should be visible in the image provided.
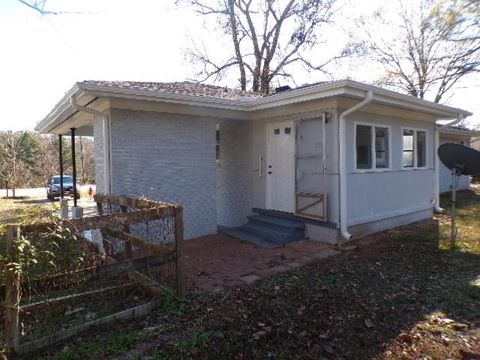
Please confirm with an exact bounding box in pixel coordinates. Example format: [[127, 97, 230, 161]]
[[345, 112, 435, 226]]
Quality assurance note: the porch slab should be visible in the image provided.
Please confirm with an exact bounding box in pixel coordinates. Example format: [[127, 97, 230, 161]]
[[183, 234, 339, 292]]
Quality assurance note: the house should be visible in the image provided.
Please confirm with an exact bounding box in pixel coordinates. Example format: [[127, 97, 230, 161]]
[[438, 126, 480, 193], [35, 80, 472, 246]]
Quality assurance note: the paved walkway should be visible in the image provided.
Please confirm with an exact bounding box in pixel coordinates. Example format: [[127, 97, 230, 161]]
[[183, 234, 339, 292]]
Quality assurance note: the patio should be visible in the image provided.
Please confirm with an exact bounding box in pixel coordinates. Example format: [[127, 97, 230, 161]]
[[183, 234, 340, 292]]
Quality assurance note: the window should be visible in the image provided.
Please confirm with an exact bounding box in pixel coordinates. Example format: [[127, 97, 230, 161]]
[[356, 124, 390, 170], [402, 129, 427, 168], [216, 124, 220, 161], [375, 127, 389, 168], [356, 125, 372, 169]]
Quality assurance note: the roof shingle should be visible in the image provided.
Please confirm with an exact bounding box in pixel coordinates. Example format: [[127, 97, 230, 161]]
[[80, 80, 265, 101]]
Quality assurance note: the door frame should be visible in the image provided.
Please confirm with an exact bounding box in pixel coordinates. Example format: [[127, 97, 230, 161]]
[[265, 120, 296, 212]]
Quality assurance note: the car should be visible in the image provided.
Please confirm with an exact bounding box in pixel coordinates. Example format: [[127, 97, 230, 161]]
[[47, 175, 80, 201]]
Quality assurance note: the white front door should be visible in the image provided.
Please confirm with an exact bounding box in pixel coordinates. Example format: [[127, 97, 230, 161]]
[[266, 120, 295, 212]]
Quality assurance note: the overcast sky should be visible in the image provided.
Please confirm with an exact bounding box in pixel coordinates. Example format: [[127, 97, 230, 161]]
[[0, 0, 478, 131]]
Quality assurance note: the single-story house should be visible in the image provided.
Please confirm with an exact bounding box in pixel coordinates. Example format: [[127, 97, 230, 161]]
[[35, 80, 472, 246], [438, 126, 480, 193]]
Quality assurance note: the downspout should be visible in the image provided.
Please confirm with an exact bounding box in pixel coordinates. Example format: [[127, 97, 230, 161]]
[[338, 90, 374, 240], [434, 114, 464, 212], [70, 97, 111, 195]]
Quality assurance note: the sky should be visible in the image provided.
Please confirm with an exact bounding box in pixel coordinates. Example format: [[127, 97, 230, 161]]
[[0, 0, 479, 131]]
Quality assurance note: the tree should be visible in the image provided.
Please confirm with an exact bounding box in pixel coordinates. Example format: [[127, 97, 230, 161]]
[[360, 0, 480, 103], [180, 0, 352, 94], [0, 132, 41, 197]]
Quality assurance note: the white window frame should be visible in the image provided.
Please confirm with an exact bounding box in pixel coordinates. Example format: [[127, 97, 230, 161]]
[[354, 122, 392, 172], [401, 127, 428, 170]]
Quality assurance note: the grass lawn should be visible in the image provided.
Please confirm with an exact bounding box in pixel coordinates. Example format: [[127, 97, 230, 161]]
[[28, 187, 480, 359], [0, 197, 54, 228]]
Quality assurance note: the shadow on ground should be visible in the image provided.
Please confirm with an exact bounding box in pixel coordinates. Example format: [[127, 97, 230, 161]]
[[15, 198, 50, 205]]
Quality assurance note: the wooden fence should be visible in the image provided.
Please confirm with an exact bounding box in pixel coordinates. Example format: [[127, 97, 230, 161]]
[[2, 194, 184, 357]]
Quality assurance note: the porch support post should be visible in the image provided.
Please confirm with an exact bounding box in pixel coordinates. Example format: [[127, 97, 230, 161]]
[[59, 134, 64, 199], [70, 128, 78, 207]]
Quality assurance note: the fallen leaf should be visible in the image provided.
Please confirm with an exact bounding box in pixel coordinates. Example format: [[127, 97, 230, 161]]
[[364, 318, 374, 328]]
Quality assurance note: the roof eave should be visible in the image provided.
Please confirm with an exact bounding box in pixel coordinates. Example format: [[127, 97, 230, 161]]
[[35, 84, 83, 133], [35, 80, 472, 134]]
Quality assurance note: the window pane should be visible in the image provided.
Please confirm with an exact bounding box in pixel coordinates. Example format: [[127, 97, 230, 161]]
[[417, 130, 427, 167], [356, 125, 372, 169], [216, 125, 220, 161], [403, 129, 414, 167], [375, 127, 389, 168]]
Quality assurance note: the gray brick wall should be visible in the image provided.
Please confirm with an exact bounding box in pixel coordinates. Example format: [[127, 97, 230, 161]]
[[93, 119, 105, 194], [216, 120, 254, 227], [109, 109, 217, 239]]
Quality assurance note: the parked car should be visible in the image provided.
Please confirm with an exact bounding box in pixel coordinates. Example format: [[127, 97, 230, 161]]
[[47, 175, 80, 201]]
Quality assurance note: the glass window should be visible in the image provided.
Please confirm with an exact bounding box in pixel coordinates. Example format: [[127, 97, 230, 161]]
[[356, 125, 372, 169], [216, 125, 220, 161], [416, 130, 426, 168], [402, 129, 414, 167], [375, 127, 389, 169], [403, 129, 427, 168]]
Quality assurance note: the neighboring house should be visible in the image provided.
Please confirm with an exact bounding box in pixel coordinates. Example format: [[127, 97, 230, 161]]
[[35, 80, 472, 245], [438, 126, 480, 193]]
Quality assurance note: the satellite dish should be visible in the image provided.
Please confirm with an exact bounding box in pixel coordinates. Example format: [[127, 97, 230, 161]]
[[438, 143, 480, 246], [438, 143, 480, 175]]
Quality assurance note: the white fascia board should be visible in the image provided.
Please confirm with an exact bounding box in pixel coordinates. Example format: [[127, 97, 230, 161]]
[[343, 80, 472, 118], [35, 84, 81, 133]]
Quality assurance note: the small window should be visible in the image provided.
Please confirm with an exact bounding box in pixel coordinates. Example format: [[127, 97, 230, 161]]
[[274, 128, 280, 135], [403, 129, 427, 169], [356, 124, 390, 170], [416, 131, 426, 167], [284, 127, 291, 134], [356, 125, 372, 169], [375, 127, 389, 168], [402, 129, 414, 167]]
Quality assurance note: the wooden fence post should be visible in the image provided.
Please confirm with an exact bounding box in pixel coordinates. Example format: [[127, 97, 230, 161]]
[[121, 205, 133, 258], [174, 205, 184, 296], [4, 226, 21, 357]]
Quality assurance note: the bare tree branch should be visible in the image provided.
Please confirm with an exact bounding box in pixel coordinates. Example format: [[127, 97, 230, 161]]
[[361, 0, 480, 103], [178, 0, 343, 94]]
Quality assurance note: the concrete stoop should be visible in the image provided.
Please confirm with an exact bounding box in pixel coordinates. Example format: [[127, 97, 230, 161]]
[[219, 210, 306, 248]]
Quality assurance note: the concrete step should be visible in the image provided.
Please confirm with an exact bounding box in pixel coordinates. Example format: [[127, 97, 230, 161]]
[[218, 226, 280, 249], [240, 223, 303, 245], [247, 214, 305, 230]]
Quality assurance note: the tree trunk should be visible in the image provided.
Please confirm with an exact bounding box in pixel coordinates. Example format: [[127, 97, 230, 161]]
[[12, 158, 16, 198], [228, 0, 247, 90]]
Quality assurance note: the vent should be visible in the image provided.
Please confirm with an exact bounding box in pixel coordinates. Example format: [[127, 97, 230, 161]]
[[275, 85, 291, 93]]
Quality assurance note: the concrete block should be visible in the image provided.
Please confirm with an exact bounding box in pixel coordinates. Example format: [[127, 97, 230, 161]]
[[71, 206, 84, 219]]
